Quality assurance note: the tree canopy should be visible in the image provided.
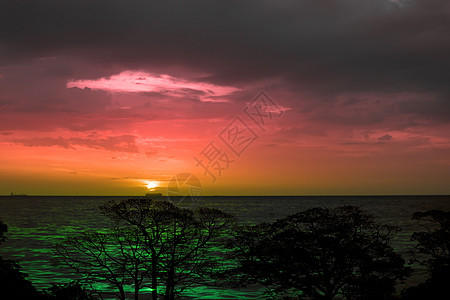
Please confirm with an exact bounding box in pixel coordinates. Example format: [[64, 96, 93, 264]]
[[231, 206, 411, 299], [54, 228, 151, 300]]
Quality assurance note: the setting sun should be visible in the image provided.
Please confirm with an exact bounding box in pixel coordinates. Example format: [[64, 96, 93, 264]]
[[146, 181, 159, 191]]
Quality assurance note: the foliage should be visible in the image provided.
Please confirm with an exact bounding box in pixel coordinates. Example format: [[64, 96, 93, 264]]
[[231, 206, 411, 299], [410, 210, 450, 272], [156, 206, 235, 299], [100, 199, 235, 300]]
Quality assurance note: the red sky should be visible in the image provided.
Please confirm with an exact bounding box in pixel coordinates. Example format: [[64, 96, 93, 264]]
[[0, 0, 449, 195]]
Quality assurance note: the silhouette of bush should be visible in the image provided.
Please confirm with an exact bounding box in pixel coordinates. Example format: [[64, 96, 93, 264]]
[[0, 220, 7, 245], [230, 206, 411, 299], [0, 255, 44, 299], [41, 281, 95, 300], [1, 220, 93, 299], [0, 220, 45, 299]]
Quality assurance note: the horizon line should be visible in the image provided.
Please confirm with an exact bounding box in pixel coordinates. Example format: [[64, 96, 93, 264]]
[[1, 194, 449, 197]]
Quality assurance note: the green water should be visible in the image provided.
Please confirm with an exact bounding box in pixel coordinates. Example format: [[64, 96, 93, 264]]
[[1, 195, 449, 298]]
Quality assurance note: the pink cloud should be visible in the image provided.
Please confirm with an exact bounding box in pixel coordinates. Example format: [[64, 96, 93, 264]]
[[262, 104, 292, 114], [67, 71, 240, 102]]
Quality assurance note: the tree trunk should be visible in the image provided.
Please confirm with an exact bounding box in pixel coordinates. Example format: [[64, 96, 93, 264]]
[[323, 291, 334, 300], [133, 269, 140, 300], [165, 265, 175, 300], [134, 281, 139, 300], [152, 249, 158, 299], [118, 285, 126, 300]]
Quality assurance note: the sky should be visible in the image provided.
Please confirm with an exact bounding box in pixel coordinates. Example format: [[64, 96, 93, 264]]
[[0, 0, 449, 196]]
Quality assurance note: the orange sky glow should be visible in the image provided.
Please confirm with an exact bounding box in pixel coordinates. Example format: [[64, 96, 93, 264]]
[[1, 69, 448, 195]]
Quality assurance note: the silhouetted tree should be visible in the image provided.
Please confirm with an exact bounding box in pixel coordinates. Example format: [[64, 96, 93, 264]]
[[231, 206, 411, 299], [54, 227, 151, 300], [100, 199, 235, 300], [402, 210, 450, 299], [99, 199, 177, 299]]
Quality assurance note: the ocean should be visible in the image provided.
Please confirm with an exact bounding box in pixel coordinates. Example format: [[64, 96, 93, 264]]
[[0, 195, 449, 299]]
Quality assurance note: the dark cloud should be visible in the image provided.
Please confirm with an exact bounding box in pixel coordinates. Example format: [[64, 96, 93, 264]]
[[397, 96, 450, 122], [70, 135, 139, 153], [279, 126, 328, 138], [11, 137, 74, 149], [1, 0, 448, 91], [342, 98, 365, 106], [145, 150, 158, 158], [0, 0, 449, 127], [0, 98, 12, 108], [11, 135, 139, 152], [378, 134, 393, 141]]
